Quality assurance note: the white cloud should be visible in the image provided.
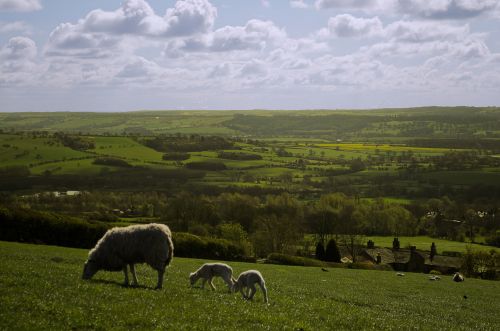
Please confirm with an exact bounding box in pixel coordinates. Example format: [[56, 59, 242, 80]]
[[395, 0, 499, 19], [261, 0, 271, 8], [290, 0, 309, 9], [0, 21, 31, 34], [0, 0, 41, 12], [315, 0, 376, 9], [318, 14, 383, 38]]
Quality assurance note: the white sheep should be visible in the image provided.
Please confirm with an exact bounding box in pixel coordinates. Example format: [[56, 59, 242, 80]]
[[189, 263, 235, 292], [82, 223, 173, 289], [233, 270, 268, 303], [452, 272, 465, 282]]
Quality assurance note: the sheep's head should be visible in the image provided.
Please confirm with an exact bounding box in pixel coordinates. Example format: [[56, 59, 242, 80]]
[[82, 259, 98, 280]]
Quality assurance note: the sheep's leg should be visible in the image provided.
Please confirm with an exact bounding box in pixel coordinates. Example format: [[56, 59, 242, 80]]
[[259, 282, 269, 303], [248, 284, 257, 301], [208, 277, 216, 291], [129, 264, 138, 286], [155, 268, 164, 290], [201, 278, 207, 289], [122, 266, 129, 286]]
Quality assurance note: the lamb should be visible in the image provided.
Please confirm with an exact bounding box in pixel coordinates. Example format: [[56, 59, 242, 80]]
[[82, 223, 173, 289], [452, 272, 465, 282], [189, 263, 235, 292], [232, 270, 268, 303]]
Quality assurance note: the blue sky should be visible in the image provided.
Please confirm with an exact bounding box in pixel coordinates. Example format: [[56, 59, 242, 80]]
[[1, 0, 500, 111]]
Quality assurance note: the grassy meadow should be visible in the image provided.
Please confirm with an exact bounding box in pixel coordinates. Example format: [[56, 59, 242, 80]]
[[1, 241, 500, 330]]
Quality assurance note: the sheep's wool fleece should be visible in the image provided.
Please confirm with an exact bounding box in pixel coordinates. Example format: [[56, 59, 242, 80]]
[[89, 223, 173, 271]]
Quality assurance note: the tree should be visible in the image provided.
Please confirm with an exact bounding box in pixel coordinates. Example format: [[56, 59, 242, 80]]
[[315, 242, 325, 261], [325, 239, 341, 263], [430, 242, 437, 261], [393, 237, 400, 250]]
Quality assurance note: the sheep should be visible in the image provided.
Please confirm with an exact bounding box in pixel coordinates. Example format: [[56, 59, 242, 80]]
[[82, 223, 173, 289], [189, 263, 235, 292], [232, 270, 268, 303], [452, 272, 465, 282]]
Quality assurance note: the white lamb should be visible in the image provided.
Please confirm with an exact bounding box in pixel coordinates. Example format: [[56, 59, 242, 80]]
[[232, 270, 268, 303], [82, 223, 173, 289], [189, 263, 236, 292]]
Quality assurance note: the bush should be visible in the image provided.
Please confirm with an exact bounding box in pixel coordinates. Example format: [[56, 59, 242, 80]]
[[267, 253, 330, 267], [185, 161, 227, 171], [315, 242, 325, 261], [162, 152, 190, 161], [0, 206, 109, 248], [324, 239, 341, 263], [93, 157, 132, 168], [429, 270, 442, 275], [172, 232, 247, 261], [217, 151, 262, 160]]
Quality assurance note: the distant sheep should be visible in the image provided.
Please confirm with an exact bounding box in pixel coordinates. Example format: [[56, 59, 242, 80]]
[[452, 272, 464, 282], [189, 263, 235, 292], [82, 223, 173, 289], [233, 270, 268, 303]]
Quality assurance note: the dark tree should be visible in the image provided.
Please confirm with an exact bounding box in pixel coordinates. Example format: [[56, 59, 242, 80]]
[[324, 239, 341, 263], [315, 242, 325, 261], [367, 240, 375, 249], [393, 237, 400, 250], [430, 242, 437, 261]]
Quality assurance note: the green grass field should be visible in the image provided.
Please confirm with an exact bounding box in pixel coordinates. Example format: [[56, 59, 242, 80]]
[[1, 241, 499, 330], [365, 236, 499, 253]]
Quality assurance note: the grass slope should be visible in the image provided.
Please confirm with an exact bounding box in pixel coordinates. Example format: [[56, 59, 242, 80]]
[[1, 241, 499, 330], [365, 236, 499, 253]]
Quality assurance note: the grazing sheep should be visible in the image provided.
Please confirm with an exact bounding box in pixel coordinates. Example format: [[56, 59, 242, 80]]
[[189, 263, 235, 292], [429, 275, 441, 281], [396, 272, 405, 277], [82, 223, 173, 289], [452, 272, 465, 282], [233, 270, 268, 303]]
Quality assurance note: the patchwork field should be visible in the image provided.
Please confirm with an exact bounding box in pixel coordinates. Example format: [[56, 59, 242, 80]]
[[1, 241, 499, 330]]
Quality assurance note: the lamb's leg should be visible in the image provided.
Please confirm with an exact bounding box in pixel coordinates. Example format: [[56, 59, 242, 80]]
[[240, 286, 247, 299], [208, 277, 216, 291], [248, 283, 257, 301], [223, 275, 233, 292], [155, 268, 165, 290], [259, 282, 269, 303], [129, 264, 139, 286], [122, 266, 129, 286]]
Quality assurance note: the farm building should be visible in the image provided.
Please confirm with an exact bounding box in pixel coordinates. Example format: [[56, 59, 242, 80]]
[[361, 246, 462, 274]]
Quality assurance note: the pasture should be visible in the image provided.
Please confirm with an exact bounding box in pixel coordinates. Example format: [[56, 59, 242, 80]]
[[1, 241, 499, 330]]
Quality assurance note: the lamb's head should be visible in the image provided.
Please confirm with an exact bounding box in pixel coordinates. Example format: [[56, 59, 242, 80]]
[[189, 272, 197, 286], [231, 281, 240, 292], [82, 259, 98, 280]]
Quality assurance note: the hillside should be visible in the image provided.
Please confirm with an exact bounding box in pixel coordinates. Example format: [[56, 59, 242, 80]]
[[1, 241, 499, 330]]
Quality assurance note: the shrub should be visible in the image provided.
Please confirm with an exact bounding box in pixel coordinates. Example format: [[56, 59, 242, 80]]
[[429, 270, 442, 275], [162, 152, 190, 161], [315, 242, 325, 261], [324, 239, 341, 263], [393, 237, 400, 250], [185, 161, 227, 171], [172, 232, 247, 261], [267, 253, 329, 267], [93, 157, 132, 168]]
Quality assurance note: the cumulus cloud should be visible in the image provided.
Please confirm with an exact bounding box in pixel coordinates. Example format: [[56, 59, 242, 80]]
[[318, 14, 383, 38], [163, 19, 287, 55], [1, 36, 37, 60], [395, 0, 499, 19], [315, 0, 376, 9], [0, 21, 31, 34], [0, 0, 41, 12], [290, 0, 309, 8]]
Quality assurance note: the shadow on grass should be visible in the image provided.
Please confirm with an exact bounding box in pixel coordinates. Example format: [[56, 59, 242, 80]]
[[86, 279, 154, 290]]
